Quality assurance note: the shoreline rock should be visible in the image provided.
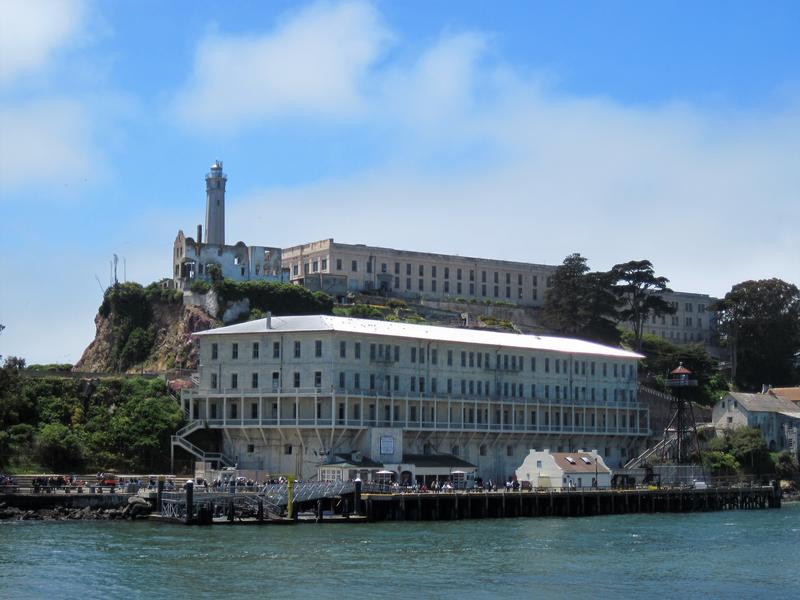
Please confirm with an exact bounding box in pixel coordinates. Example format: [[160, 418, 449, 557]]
[[0, 501, 149, 521]]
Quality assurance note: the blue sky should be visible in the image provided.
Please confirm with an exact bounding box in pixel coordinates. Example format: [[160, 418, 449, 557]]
[[1, 0, 798, 364]]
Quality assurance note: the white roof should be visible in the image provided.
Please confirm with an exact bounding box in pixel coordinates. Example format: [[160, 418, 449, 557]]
[[195, 315, 642, 359]]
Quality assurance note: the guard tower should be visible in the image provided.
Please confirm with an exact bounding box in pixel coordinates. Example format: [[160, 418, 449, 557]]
[[205, 160, 226, 246], [660, 363, 702, 464]]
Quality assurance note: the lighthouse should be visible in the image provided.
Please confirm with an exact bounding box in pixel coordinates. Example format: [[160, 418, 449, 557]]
[[204, 160, 226, 245]]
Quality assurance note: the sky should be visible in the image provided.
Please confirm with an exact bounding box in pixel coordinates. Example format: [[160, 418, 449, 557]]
[[0, 0, 798, 364]]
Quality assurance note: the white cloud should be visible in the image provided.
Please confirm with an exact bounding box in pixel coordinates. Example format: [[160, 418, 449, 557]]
[[172, 0, 389, 131], [0, 99, 96, 191], [222, 22, 799, 297], [0, 0, 85, 85]]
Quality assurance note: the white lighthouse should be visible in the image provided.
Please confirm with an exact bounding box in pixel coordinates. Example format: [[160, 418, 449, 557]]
[[204, 160, 227, 246]]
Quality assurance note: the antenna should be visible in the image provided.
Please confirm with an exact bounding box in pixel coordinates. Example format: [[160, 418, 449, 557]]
[[113, 254, 119, 285], [123, 257, 127, 282], [95, 275, 105, 295]]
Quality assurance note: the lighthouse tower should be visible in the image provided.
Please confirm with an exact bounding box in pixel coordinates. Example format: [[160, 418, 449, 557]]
[[204, 160, 227, 245]]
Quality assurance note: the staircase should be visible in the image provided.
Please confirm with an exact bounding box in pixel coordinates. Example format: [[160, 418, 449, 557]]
[[625, 433, 678, 469], [171, 435, 235, 468], [175, 419, 203, 438]]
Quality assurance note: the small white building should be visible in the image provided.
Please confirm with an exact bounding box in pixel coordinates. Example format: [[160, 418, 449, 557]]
[[515, 449, 612, 489], [712, 392, 800, 455]]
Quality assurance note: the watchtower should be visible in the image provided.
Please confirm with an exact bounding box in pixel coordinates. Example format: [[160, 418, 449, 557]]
[[660, 362, 702, 464], [205, 160, 227, 245]]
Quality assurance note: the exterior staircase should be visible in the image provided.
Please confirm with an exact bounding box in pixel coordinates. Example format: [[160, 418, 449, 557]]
[[171, 435, 235, 468]]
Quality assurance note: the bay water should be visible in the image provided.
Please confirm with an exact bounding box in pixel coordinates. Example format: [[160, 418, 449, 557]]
[[1, 502, 798, 599]]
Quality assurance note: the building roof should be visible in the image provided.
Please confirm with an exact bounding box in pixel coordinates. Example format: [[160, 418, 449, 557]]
[[402, 454, 477, 469], [195, 315, 643, 359], [769, 387, 800, 404], [552, 452, 611, 475], [326, 454, 384, 469], [725, 392, 800, 415]]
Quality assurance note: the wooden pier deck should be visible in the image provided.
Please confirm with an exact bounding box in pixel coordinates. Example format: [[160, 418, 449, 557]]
[[361, 486, 781, 522]]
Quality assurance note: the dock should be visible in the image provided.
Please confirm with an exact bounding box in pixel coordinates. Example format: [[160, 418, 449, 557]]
[[362, 486, 781, 522]]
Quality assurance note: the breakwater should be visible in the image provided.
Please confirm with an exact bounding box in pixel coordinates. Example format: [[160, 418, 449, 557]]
[[361, 486, 781, 522]]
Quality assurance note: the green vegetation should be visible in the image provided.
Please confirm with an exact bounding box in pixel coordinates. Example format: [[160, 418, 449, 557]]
[[26, 363, 74, 373], [712, 278, 800, 389], [541, 253, 620, 345], [98, 282, 180, 372], [478, 315, 516, 331], [214, 280, 333, 319], [0, 357, 182, 473], [623, 331, 728, 406], [703, 426, 773, 477]]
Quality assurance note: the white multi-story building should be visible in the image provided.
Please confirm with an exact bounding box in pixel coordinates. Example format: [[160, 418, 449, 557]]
[[176, 315, 648, 482], [281, 238, 556, 306]]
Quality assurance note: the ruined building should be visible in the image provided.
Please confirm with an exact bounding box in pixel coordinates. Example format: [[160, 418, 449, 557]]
[[172, 161, 284, 290]]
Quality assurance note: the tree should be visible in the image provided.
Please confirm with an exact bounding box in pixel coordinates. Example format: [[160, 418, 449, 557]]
[[712, 278, 800, 389], [36, 422, 85, 471], [541, 254, 619, 345], [611, 260, 676, 350], [774, 451, 799, 480], [728, 426, 772, 474]]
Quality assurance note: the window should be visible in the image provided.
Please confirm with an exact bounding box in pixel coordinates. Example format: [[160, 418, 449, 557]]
[[431, 349, 438, 365], [480, 444, 487, 456], [230, 403, 237, 419], [247, 443, 255, 453], [336, 258, 342, 270], [273, 341, 280, 358], [284, 444, 293, 455], [507, 445, 514, 457], [381, 263, 387, 273], [339, 372, 345, 389], [457, 268, 462, 280], [321, 259, 328, 270], [351, 260, 357, 272], [312, 260, 318, 272], [232, 343, 238, 359], [418, 278, 424, 291], [231, 373, 238, 389], [314, 371, 322, 388], [354, 373, 360, 389], [461, 351, 466, 367], [355, 342, 361, 359], [210, 373, 218, 389], [293, 372, 300, 388], [447, 350, 453, 366], [252, 342, 259, 359], [395, 262, 400, 274], [315, 340, 322, 358], [211, 343, 218, 360], [411, 347, 417, 363], [366, 260, 372, 274], [444, 267, 450, 279], [251, 373, 258, 388], [340, 341, 346, 358], [294, 341, 301, 358]]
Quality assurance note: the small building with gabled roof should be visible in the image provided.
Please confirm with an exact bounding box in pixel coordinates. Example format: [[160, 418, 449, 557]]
[[712, 392, 800, 455], [515, 449, 612, 489]]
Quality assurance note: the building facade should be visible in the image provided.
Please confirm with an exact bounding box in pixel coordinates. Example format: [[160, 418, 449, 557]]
[[619, 290, 719, 345], [515, 449, 612, 489], [281, 239, 557, 307], [712, 392, 800, 456], [176, 315, 649, 482]]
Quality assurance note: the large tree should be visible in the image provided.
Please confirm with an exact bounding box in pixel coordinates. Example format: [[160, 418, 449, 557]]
[[712, 278, 800, 389], [611, 260, 675, 350], [541, 254, 619, 345]]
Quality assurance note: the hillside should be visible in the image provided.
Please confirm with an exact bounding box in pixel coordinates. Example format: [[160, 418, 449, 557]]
[[75, 283, 220, 373]]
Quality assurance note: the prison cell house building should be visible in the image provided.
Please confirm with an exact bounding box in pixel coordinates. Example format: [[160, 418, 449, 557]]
[[175, 315, 648, 483]]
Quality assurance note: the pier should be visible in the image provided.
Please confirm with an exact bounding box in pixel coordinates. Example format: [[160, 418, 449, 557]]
[[362, 486, 781, 522]]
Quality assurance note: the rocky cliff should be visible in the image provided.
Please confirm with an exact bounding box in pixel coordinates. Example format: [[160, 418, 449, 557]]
[[75, 298, 219, 373]]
